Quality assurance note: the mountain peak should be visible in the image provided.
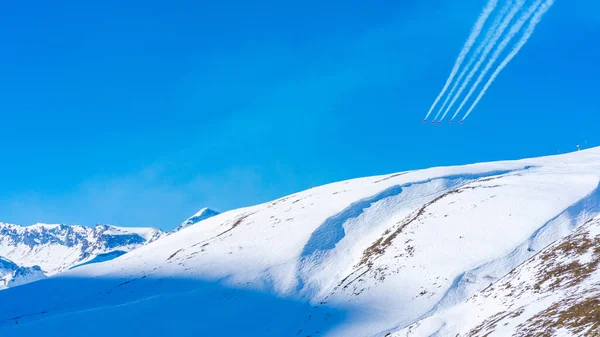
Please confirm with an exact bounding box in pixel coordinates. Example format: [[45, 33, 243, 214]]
[[174, 208, 220, 232]]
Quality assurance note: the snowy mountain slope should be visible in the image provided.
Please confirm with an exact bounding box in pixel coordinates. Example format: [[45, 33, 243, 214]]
[[3, 265, 46, 290], [396, 215, 600, 337], [0, 148, 599, 337], [0, 257, 45, 290], [0, 223, 164, 276], [0, 207, 216, 289]]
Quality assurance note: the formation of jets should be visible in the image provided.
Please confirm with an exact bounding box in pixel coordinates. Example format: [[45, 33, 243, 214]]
[[422, 120, 464, 124]]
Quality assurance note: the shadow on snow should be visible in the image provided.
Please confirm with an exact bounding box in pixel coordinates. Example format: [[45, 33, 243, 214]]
[[0, 274, 347, 337]]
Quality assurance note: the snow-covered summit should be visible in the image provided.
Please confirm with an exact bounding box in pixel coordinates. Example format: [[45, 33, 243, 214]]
[[0, 148, 599, 336], [174, 207, 220, 232]]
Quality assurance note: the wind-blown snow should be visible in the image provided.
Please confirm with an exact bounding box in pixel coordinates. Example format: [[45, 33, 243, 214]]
[[0, 148, 599, 337]]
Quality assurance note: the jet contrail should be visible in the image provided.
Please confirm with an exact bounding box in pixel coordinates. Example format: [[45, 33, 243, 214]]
[[438, 0, 526, 122], [462, 0, 555, 121], [450, 0, 545, 121], [432, 0, 515, 121], [423, 0, 499, 121]]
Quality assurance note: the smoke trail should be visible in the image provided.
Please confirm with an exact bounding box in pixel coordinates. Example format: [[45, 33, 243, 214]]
[[450, 0, 544, 121], [432, 0, 515, 121], [423, 0, 499, 121], [438, 0, 526, 122], [462, 0, 555, 121]]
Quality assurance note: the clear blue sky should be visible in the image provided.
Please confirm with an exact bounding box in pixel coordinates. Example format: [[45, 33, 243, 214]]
[[1, 0, 598, 230]]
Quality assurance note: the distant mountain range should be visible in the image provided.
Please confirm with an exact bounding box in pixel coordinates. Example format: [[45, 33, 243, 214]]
[[0, 208, 219, 290]]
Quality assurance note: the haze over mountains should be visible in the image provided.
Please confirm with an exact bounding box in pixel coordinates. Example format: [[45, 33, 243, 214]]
[[1, 149, 599, 336]]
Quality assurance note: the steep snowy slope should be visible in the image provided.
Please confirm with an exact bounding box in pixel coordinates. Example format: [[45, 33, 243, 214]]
[[0, 223, 164, 275], [0, 148, 599, 337], [396, 215, 600, 337]]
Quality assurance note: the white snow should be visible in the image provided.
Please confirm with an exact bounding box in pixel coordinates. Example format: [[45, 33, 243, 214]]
[[174, 207, 220, 232], [0, 223, 164, 277], [103, 226, 161, 241], [0, 147, 599, 337]]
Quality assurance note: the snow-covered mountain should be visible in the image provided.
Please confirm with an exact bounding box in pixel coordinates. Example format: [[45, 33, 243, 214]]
[[0, 256, 46, 290], [0, 223, 164, 277], [174, 207, 220, 232], [0, 148, 599, 337], [0, 207, 218, 290], [395, 214, 600, 336], [0, 256, 18, 277]]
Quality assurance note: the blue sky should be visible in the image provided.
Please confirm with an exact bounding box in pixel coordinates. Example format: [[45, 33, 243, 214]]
[[1, 0, 598, 230]]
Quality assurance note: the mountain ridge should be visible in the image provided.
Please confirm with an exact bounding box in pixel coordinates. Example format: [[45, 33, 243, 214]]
[[0, 206, 218, 289], [0, 222, 164, 273]]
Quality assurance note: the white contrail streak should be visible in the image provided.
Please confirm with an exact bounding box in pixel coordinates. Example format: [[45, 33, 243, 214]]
[[462, 0, 555, 120], [451, 0, 544, 121], [432, 0, 514, 121], [423, 0, 499, 121], [438, 0, 526, 122]]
